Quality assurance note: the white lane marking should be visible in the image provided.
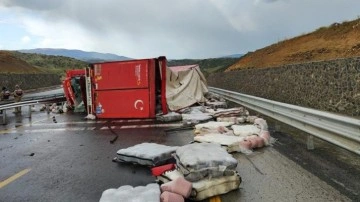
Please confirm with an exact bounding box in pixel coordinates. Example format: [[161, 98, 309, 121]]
[[100, 126, 115, 130], [31, 121, 107, 125], [98, 123, 183, 130], [1, 120, 182, 134], [111, 119, 154, 123], [30, 119, 154, 126], [21, 127, 96, 133]]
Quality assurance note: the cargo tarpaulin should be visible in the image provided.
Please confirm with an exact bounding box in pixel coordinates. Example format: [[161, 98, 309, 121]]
[[166, 65, 208, 111]]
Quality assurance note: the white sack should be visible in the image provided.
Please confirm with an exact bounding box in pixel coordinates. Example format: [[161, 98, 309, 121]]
[[117, 143, 178, 166], [195, 121, 233, 130], [231, 125, 261, 137], [194, 134, 245, 153], [100, 183, 160, 202], [175, 143, 238, 182]]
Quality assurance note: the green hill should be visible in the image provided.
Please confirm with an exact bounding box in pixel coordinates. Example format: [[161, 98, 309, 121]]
[[10, 51, 87, 75], [0, 51, 41, 73]]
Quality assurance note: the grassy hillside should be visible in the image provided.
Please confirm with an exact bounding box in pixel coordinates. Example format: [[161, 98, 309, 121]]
[[0, 51, 42, 73], [227, 18, 360, 71], [168, 58, 239, 77], [11, 51, 87, 75]]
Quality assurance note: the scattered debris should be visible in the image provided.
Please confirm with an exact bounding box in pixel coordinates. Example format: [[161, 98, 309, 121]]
[[39, 104, 46, 111], [105, 92, 276, 201], [109, 127, 119, 144], [52, 116, 57, 123], [85, 114, 96, 120], [156, 112, 182, 122]]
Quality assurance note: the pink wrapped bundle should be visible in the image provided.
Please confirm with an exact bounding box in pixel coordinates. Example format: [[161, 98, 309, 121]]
[[160, 191, 184, 202], [246, 135, 265, 148], [239, 139, 252, 150], [259, 131, 271, 145], [160, 177, 192, 198]]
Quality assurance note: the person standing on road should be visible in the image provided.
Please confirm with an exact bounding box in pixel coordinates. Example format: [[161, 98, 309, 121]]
[[13, 85, 23, 113], [0, 86, 11, 101]]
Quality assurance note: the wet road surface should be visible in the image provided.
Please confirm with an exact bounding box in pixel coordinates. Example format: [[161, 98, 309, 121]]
[[0, 106, 358, 201]]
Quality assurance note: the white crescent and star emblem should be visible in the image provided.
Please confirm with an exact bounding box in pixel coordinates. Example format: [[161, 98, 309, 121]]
[[134, 99, 144, 111]]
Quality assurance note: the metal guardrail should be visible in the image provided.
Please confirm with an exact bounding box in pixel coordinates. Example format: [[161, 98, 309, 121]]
[[0, 93, 66, 125], [209, 87, 360, 155]]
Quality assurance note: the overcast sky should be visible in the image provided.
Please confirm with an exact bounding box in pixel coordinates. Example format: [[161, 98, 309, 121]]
[[0, 0, 359, 59]]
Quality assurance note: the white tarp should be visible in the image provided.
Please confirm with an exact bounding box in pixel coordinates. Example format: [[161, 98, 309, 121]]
[[166, 65, 208, 111]]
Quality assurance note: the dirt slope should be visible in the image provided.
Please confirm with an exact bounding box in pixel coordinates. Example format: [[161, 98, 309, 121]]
[[227, 18, 360, 71], [0, 51, 41, 73]]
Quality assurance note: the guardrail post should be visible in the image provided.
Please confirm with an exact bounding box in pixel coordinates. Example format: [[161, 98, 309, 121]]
[[0, 109, 7, 125], [28, 105, 32, 119], [307, 135, 315, 150], [46, 104, 50, 114]]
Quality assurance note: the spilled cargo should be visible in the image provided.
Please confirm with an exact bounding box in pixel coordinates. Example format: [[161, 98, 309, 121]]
[[63, 56, 208, 119]]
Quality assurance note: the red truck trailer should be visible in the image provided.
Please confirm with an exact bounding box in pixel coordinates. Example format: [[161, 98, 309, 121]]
[[63, 56, 208, 119], [84, 56, 168, 118], [63, 69, 86, 109]]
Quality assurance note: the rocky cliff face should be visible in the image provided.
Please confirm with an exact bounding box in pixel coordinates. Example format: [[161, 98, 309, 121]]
[[208, 57, 360, 117]]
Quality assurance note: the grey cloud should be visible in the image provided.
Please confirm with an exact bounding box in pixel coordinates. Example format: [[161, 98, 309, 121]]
[[0, 0, 61, 10], [1, 0, 360, 59], [263, 0, 279, 2]]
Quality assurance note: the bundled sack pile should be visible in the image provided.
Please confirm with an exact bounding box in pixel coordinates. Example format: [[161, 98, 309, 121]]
[[112, 142, 242, 201], [156, 92, 276, 155], [155, 143, 241, 201], [193, 117, 274, 154]]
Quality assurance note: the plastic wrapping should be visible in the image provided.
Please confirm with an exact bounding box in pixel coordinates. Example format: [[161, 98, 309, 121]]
[[206, 107, 249, 118], [195, 121, 233, 130], [181, 113, 213, 125], [194, 134, 245, 153], [217, 117, 246, 124], [117, 143, 178, 166], [175, 143, 238, 182], [100, 183, 160, 202], [231, 124, 261, 137]]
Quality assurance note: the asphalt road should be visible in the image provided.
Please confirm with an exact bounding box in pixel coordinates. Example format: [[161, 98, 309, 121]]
[[1, 88, 359, 202], [0, 105, 359, 202]]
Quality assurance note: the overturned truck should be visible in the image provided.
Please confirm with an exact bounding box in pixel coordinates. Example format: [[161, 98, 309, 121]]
[[63, 56, 208, 118]]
